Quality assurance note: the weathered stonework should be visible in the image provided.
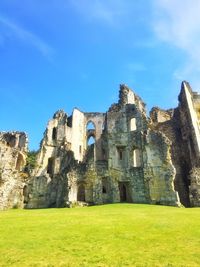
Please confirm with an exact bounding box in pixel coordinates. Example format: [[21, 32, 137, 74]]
[[0, 132, 28, 209], [1, 81, 200, 209]]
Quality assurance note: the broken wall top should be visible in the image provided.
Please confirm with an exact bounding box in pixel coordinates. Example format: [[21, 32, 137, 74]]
[[0, 131, 28, 152], [108, 84, 146, 114]]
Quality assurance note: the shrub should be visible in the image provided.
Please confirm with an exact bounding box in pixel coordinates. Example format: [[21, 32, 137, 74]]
[[24, 150, 38, 174]]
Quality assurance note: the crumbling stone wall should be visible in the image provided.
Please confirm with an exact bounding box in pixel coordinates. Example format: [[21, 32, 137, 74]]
[[149, 81, 200, 207], [0, 132, 28, 209], [178, 82, 200, 206], [25, 84, 181, 208], [1, 81, 200, 209], [189, 167, 200, 206], [105, 86, 148, 204], [143, 130, 179, 206], [178, 82, 200, 165], [149, 107, 190, 206]]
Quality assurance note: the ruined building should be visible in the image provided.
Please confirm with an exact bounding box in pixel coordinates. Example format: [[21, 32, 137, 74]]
[[0, 81, 200, 209]]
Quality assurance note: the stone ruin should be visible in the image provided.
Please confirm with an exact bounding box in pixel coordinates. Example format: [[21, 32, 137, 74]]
[[0, 132, 28, 209], [1, 81, 200, 209]]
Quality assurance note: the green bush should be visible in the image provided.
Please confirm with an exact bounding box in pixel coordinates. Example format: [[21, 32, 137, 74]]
[[24, 150, 38, 174]]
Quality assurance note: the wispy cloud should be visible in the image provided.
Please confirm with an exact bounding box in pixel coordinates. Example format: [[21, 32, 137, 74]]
[[153, 0, 200, 89], [69, 0, 133, 26], [0, 15, 54, 60]]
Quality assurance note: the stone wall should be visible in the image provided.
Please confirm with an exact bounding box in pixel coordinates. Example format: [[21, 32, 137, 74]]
[[0, 132, 28, 209], [149, 81, 200, 207], [178, 82, 200, 206], [144, 130, 180, 206]]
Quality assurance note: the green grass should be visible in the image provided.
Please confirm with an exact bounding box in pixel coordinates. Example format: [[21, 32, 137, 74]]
[[0, 204, 200, 267]]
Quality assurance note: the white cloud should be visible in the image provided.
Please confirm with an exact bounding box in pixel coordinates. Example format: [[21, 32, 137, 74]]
[[0, 15, 54, 60], [153, 0, 200, 89], [153, 0, 200, 52]]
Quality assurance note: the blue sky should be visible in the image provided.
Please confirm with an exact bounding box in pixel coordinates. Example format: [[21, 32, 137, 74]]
[[1, 0, 200, 150]]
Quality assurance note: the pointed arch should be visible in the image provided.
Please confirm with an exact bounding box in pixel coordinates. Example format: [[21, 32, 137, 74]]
[[86, 120, 96, 147], [87, 136, 95, 146], [86, 121, 95, 130]]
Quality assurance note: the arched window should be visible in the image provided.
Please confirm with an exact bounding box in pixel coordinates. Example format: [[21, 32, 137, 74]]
[[130, 118, 137, 131], [133, 149, 142, 167], [87, 121, 96, 148], [87, 121, 95, 130], [77, 184, 85, 201], [87, 136, 95, 146], [52, 127, 57, 141]]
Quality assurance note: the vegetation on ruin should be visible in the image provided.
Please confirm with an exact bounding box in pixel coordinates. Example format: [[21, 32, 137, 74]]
[[24, 150, 38, 174], [0, 204, 200, 267]]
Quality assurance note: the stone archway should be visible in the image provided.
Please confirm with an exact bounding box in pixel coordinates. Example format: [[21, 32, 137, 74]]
[[86, 121, 96, 146]]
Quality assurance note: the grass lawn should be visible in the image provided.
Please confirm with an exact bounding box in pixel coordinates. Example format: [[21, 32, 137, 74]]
[[0, 204, 200, 267]]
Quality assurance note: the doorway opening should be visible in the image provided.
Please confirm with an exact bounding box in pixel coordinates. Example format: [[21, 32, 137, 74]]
[[77, 184, 86, 202], [119, 182, 128, 202]]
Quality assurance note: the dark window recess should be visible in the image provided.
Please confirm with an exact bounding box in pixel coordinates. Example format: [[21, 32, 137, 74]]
[[102, 186, 107, 194], [52, 127, 57, 140], [77, 184, 85, 201], [79, 145, 82, 153], [119, 183, 127, 202], [117, 147, 125, 161], [47, 158, 54, 175], [102, 177, 109, 194], [67, 116, 72, 127]]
